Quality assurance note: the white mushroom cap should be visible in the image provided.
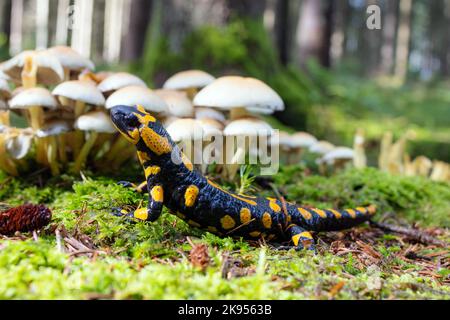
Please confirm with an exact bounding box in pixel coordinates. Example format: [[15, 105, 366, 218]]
[[105, 86, 168, 114], [193, 76, 284, 114], [321, 147, 354, 164], [163, 70, 215, 90], [97, 72, 146, 93], [309, 140, 335, 155], [9, 87, 58, 110], [46, 46, 95, 71], [166, 118, 204, 141], [74, 111, 116, 133], [224, 117, 273, 136], [269, 130, 291, 147], [0, 50, 64, 85], [290, 132, 318, 148], [52, 80, 105, 106], [36, 120, 72, 137], [195, 107, 226, 123], [0, 78, 11, 99], [154, 89, 194, 118]]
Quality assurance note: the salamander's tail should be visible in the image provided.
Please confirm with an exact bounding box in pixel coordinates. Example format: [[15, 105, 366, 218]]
[[296, 204, 377, 232]]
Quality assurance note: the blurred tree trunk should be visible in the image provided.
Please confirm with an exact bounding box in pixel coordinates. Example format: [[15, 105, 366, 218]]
[[295, 0, 332, 67], [381, 0, 398, 74], [121, 0, 153, 62], [362, 0, 382, 75], [394, 0, 412, 81], [330, 0, 348, 67], [225, 0, 267, 20], [274, 0, 289, 64], [429, 0, 449, 77], [1, 0, 12, 46]]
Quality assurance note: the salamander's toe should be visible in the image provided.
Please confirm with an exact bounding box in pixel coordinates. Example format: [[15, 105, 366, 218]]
[[117, 181, 134, 188]]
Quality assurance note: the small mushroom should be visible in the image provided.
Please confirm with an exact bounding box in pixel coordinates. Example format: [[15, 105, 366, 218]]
[[163, 70, 215, 99], [45, 46, 95, 80], [196, 118, 224, 173], [0, 50, 64, 87], [309, 140, 335, 155], [412, 156, 433, 177], [72, 111, 116, 173], [9, 87, 58, 165], [320, 147, 355, 173], [223, 117, 273, 180], [193, 76, 284, 119], [430, 161, 449, 181], [97, 72, 146, 97], [52, 80, 105, 159], [287, 132, 318, 164]]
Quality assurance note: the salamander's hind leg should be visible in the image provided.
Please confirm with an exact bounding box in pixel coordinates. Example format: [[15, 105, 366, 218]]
[[117, 180, 148, 193], [276, 225, 316, 251]]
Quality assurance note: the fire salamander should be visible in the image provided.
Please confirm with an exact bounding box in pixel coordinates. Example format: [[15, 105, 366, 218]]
[[110, 105, 377, 250]]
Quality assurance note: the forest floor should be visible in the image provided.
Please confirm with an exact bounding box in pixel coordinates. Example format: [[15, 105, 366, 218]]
[[0, 165, 448, 299]]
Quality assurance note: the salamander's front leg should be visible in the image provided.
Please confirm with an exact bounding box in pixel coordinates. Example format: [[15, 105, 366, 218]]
[[276, 224, 316, 251], [117, 180, 148, 193], [112, 185, 164, 222]]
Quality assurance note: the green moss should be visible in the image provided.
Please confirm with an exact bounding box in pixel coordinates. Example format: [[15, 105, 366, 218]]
[[0, 168, 449, 299]]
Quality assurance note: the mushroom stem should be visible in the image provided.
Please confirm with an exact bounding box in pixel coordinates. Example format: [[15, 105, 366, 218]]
[[229, 107, 249, 120], [72, 131, 98, 173], [185, 87, 198, 100], [63, 67, 71, 81], [57, 134, 68, 163], [47, 136, 60, 176], [74, 100, 86, 118], [110, 147, 136, 169], [104, 135, 130, 163], [0, 111, 10, 126]]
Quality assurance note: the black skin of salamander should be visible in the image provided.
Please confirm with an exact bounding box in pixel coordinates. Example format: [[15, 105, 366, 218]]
[[110, 105, 377, 250]]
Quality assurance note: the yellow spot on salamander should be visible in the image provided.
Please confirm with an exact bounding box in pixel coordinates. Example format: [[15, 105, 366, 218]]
[[134, 208, 148, 221], [122, 128, 140, 144], [184, 185, 199, 207], [188, 220, 201, 228], [120, 209, 128, 215], [181, 153, 193, 171], [262, 212, 272, 229], [292, 234, 301, 246], [356, 207, 367, 214], [312, 208, 327, 218], [140, 126, 172, 155], [136, 104, 147, 114], [134, 112, 156, 125], [299, 231, 313, 239], [240, 208, 252, 224], [268, 200, 281, 213], [220, 215, 236, 230], [329, 209, 342, 219], [150, 186, 164, 202], [144, 165, 161, 178], [298, 207, 312, 220], [367, 205, 377, 215], [207, 179, 257, 206], [249, 231, 261, 237], [346, 209, 357, 218], [266, 197, 277, 201], [207, 226, 218, 233], [137, 150, 151, 164]]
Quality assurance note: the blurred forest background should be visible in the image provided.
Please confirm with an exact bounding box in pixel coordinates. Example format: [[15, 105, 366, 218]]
[[1, 0, 449, 164]]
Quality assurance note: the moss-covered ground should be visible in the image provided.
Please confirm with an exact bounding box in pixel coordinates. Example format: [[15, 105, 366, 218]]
[[0, 165, 448, 300]]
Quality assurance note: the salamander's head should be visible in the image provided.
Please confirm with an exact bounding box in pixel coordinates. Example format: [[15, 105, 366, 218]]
[[110, 105, 160, 144]]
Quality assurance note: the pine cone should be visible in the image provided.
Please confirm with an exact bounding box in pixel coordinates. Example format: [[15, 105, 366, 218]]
[[0, 204, 52, 235]]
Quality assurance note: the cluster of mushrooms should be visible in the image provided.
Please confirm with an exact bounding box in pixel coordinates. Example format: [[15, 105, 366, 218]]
[[0, 46, 357, 179], [2, 46, 446, 182], [379, 131, 450, 182]]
